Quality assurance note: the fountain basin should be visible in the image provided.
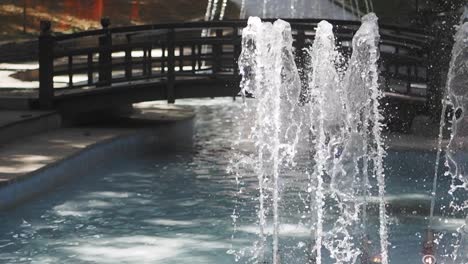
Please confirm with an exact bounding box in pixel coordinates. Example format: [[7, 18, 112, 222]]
[[0, 99, 463, 264]]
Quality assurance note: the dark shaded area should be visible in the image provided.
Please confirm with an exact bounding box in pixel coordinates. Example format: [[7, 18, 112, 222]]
[[373, 0, 465, 26], [0, 0, 465, 40]]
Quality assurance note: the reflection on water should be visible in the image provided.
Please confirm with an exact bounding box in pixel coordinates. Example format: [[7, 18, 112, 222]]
[[0, 99, 464, 263]]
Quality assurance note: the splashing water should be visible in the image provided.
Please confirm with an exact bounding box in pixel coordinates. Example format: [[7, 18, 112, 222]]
[[424, 9, 468, 262], [343, 14, 388, 264], [234, 17, 303, 263], [434, 19, 468, 262], [262, 0, 268, 18], [304, 20, 352, 264], [233, 13, 390, 264], [445, 20, 468, 222], [205, 0, 374, 20], [303, 13, 387, 264], [204, 0, 214, 21]]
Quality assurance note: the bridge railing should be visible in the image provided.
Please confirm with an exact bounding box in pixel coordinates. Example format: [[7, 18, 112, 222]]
[[38, 18, 434, 109]]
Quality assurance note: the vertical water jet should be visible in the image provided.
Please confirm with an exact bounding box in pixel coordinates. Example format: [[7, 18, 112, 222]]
[[235, 12, 390, 264], [442, 19, 468, 262], [237, 16, 303, 263], [341, 13, 387, 264], [305, 20, 347, 264]]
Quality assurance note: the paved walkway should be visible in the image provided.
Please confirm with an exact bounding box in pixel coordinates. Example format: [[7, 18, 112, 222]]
[[0, 110, 55, 128], [0, 127, 133, 185], [0, 62, 38, 90], [0, 104, 194, 187]]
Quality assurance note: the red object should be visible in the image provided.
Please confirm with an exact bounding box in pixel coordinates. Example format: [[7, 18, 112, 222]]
[[130, 0, 140, 22], [92, 0, 104, 21]]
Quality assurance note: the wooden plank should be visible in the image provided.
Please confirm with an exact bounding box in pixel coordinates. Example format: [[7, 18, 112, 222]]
[[68, 55, 73, 87], [87, 53, 94, 85]]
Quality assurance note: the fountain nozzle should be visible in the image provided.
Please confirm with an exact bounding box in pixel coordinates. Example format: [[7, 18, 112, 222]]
[[360, 236, 382, 264], [369, 255, 382, 263], [422, 229, 437, 256]]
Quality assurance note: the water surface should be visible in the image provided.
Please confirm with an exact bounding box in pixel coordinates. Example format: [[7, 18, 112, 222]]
[[0, 99, 463, 263]]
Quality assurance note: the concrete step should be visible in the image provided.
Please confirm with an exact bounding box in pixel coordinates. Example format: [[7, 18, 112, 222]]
[[0, 110, 61, 146], [0, 97, 32, 110]]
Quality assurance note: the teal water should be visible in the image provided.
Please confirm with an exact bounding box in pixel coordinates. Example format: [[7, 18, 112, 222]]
[[0, 99, 464, 263]]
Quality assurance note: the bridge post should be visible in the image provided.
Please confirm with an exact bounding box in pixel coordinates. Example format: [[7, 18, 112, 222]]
[[167, 28, 176, 103], [38, 20, 54, 109], [213, 29, 223, 76], [98, 17, 112, 86], [232, 26, 241, 101], [232, 27, 240, 76], [125, 34, 133, 80]]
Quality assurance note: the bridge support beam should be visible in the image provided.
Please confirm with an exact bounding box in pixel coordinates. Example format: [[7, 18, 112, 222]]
[[98, 18, 112, 87], [167, 29, 176, 103], [213, 29, 223, 75], [38, 20, 54, 109]]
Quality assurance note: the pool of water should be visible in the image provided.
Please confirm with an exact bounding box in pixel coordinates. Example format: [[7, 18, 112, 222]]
[[0, 99, 465, 263]]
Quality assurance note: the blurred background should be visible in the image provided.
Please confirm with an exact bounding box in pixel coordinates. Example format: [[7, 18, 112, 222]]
[[0, 0, 465, 42], [0, 0, 239, 41]]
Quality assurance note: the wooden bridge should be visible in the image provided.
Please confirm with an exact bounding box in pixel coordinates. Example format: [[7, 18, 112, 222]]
[[35, 18, 441, 127]]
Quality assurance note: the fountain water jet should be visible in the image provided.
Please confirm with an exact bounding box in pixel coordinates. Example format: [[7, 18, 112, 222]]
[[344, 14, 388, 264], [206, 0, 375, 20], [423, 8, 468, 262], [435, 18, 468, 262], [233, 12, 391, 264], [303, 13, 387, 264], [236, 16, 303, 263], [304, 20, 349, 264]]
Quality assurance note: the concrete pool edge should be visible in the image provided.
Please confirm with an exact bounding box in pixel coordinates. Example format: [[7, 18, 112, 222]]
[[0, 114, 194, 210]]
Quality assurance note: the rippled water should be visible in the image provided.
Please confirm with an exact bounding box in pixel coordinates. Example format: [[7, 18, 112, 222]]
[[0, 98, 464, 263]]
